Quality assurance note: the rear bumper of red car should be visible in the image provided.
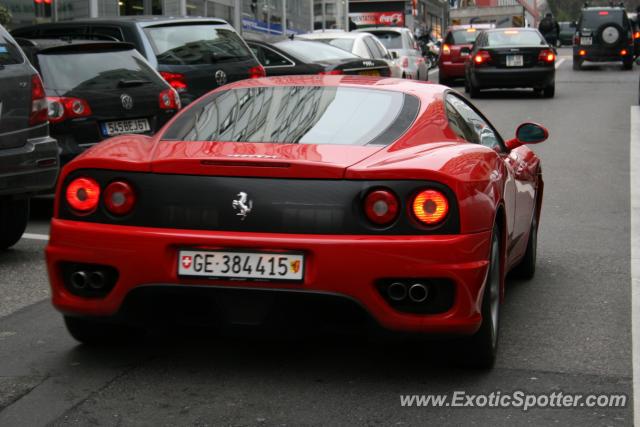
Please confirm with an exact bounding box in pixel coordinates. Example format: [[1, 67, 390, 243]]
[[438, 61, 467, 79], [46, 219, 492, 335]]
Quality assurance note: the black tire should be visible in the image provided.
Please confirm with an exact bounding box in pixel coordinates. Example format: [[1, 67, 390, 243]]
[[572, 57, 582, 70], [64, 315, 144, 345], [543, 84, 555, 98], [512, 211, 538, 279], [467, 79, 480, 98], [0, 198, 29, 250], [462, 224, 502, 369]]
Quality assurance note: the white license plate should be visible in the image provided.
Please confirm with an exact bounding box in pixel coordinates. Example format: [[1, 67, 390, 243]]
[[101, 118, 150, 136], [581, 37, 592, 45], [460, 51, 469, 56], [178, 250, 305, 281], [506, 55, 524, 67]]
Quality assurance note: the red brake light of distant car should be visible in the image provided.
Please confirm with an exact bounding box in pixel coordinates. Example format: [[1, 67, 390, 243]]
[[621, 49, 629, 56], [598, 11, 609, 15], [66, 177, 100, 213], [474, 50, 491, 65], [538, 49, 555, 63], [29, 75, 48, 126], [634, 31, 640, 39], [159, 72, 187, 93], [412, 189, 449, 225], [103, 181, 136, 216], [364, 189, 399, 226], [249, 65, 266, 78], [46, 97, 92, 123], [158, 88, 181, 110], [318, 69, 344, 75], [442, 44, 451, 55], [579, 49, 586, 56]]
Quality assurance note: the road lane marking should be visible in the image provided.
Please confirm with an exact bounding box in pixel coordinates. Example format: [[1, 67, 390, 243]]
[[555, 58, 566, 69], [630, 105, 640, 427], [22, 233, 49, 241]]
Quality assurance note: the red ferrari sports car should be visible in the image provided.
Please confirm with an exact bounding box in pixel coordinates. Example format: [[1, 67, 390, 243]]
[[46, 75, 546, 368]]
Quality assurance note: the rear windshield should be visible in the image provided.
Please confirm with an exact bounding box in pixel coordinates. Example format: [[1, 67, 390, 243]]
[[275, 41, 357, 62], [486, 30, 545, 46], [37, 49, 165, 91], [144, 25, 252, 66], [450, 29, 480, 44], [163, 86, 414, 146], [368, 31, 403, 49], [0, 32, 24, 65], [313, 37, 355, 52], [580, 10, 627, 30]]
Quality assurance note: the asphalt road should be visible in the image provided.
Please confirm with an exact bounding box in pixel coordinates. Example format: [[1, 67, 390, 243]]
[[0, 47, 636, 426]]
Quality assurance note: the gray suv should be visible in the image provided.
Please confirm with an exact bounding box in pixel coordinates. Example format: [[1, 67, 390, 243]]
[[0, 25, 58, 249]]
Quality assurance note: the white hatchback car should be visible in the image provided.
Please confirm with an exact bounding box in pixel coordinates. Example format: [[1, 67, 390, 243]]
[[297, 31, 404, 78]]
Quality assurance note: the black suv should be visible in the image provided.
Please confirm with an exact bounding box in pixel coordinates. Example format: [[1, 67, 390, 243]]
[[573, 5, 635, 70], [0, 25, 58, 249], [12, 17, 265, 105], [16, 39, 180, 166]]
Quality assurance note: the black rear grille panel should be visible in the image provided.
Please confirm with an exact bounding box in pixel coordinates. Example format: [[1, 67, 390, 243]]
[[59, 170, 460, 235]]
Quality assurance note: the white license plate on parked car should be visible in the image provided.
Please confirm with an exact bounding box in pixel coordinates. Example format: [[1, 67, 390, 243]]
[[178, 249, 305, 281], [101, 118, 150, 136], [506, 55, 524, 67], [581, 37, 592, 45]]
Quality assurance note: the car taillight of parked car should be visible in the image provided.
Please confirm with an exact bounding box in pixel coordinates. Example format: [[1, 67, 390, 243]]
[[442, 44, 451, 56], [318, 70, 343, 75], [160, 71, 187, 93], [29, 75, 48, 126], [46, 97, 92, 123], [538, 49, 555, 63], [473, 50, 492, 66], [249, 65, 266, 78], [635, 31, 640, 40], [158, 88, 181, 110]]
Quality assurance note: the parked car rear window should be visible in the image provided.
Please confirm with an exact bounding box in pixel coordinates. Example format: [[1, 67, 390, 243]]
[[486, 30, 545, 46], [37, 49, 165, 91], [275, 40, 357, 62], [450, 29, 480, 44], [163, 86, 414, 146], [144, 25, 252, 65], [580, 9, 627, 29], [368, 31, 403, 49], [313, 37, 355, 52], [0, 33, 24, 65]]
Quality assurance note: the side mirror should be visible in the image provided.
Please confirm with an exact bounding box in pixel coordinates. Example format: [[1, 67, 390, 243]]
[[505, 122, 548, 150], [390, 51, 399, 59]]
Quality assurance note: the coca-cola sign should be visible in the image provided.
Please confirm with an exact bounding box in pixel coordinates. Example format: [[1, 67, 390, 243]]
[[349, 12, 405, 27]]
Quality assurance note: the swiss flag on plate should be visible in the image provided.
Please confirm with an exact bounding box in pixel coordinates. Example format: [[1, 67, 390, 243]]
[[181, 255, 192, 269]]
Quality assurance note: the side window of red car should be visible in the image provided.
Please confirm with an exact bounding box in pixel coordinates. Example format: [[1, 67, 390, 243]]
[[445, 98, 477, 143], [446, 94, 503, 151]]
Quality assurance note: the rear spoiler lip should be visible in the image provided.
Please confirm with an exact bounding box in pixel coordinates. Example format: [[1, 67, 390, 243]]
[[14, 39, 136, 54]]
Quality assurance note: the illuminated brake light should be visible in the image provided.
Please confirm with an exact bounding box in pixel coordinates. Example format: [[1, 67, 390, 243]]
[[249, 65, 266, 78], [46, 97, 92, 123], [635, 31, 640, 39], [466, 28, 477, 32], [504, 30, 519, 35], [66, 177, 100, 213], [474, 50, 491, 65], [103, 181, 136, 216], [442, 44, 451, 55], [318, 69, 343, 75], [160, 72, 187, 93], [364, 189, 399, 226], [158, 88, 181, 110], [29, 75, 48, 126], [538, 49, 555, 63], [598, 11, 609, 15], [412, 190, 449, 225], [621, 49, 628, 56], [579, 49, 586, 56]]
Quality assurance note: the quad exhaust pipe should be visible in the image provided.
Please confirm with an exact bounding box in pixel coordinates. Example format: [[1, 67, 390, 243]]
[[386, 281, 429, 303]]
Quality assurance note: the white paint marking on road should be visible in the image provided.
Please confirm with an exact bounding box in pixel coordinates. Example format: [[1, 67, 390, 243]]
[[22, 233, 49, 241], [630, 105, 640, 427], [555, 58, 566, 69]]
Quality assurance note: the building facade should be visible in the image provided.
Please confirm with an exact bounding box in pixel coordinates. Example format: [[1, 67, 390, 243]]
[[3, 0, 319, 40]]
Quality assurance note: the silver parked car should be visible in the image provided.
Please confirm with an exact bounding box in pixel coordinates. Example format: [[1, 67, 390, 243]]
[[296, 31, 403, 78], [0, 25, 58, 249], [355, 27, 429, 81]]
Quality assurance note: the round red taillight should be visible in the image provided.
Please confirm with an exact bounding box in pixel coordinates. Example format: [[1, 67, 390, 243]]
[[66, 177, 100, 213], [412, 189, 449, 225], [364, 189, 399, 226], [103, 181, 136, 215]]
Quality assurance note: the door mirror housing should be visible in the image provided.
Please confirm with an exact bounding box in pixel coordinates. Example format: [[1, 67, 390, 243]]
[[505, 122, 548, 150]]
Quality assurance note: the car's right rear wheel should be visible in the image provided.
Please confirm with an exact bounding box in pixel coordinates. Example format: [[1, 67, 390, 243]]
[[0, 198, 29, 250], [64, 315, 144, 345], [573, 57, 582, 70], [543, 84, 555, 98]]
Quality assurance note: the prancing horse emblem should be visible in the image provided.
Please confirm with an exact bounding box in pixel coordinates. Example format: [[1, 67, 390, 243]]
[[232, 192, 253, 220]]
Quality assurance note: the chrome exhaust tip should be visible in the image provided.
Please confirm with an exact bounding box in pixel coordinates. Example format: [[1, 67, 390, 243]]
[[387, 282, 407, 301], [88, 271, 106, 289], [70, 271, 88, 289], [408, 283, 429, 303]]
